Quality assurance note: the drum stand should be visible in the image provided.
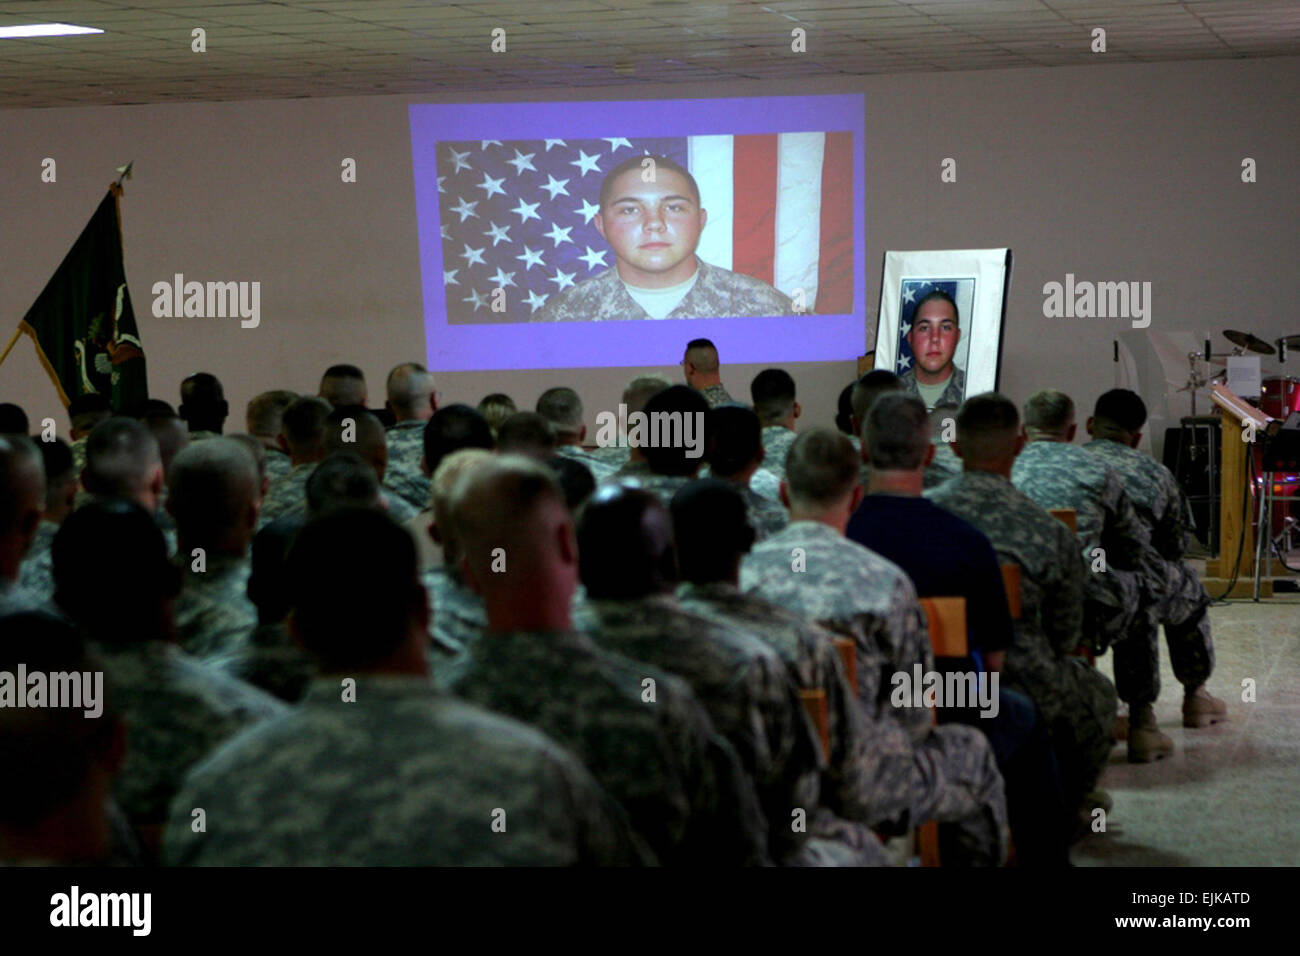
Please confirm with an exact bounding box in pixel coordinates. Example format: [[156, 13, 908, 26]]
[[1254, 470, 1274, 601]]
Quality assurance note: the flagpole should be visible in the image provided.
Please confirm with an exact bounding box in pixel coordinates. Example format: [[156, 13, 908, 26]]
[[0, 327, 21, 368]]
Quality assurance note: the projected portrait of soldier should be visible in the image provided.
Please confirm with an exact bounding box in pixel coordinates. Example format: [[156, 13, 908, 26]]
[[535, 155, 794, 322], [900, 289, 966, 410]]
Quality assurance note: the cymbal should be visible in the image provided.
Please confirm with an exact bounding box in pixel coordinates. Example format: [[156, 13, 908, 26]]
[[1223, 329, 1276, 355]]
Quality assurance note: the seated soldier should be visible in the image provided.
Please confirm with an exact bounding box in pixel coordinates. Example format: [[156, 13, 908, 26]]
[[537, 386, 618, 480], [849, 370, 904, 489], [209, 518, 318, 704], [260, 396, 331, 527], [495, 411, 558, 459], [167, 439, 262, 659], [674, 480, 1009, 866], [0, 436, 44, 615], [445, 455, 769, 866], [750, 369, 801, 482], [605, 385, 709, 505], [848, 392, 1069, 865], [587, 375, 670, 472], [245, 390, 297, 482], [383, 362, 438, 509], [476, 393, 517, 440], [577, 484, 890, 866], [1012, 389, 1169, 761], [0, 611, 130, 865], [17, 436, 76, 601], [178, 372, 229, 439], [408, 404, 496, 569], [323, 407, 417, 521], [927, 394, 1118, 816], [52, 499, 284, 859], [1083, 389, 1227, 737], [164, 507, 645, 866], [705, 405, 788, 541], [317, 363, 368, 409]]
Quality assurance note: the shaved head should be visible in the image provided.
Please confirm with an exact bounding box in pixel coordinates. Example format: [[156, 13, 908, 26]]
[[386, 363, 436, 421], [0, 435, 44, 575], [684, 339, 720, 373], [955, 393, 1021, 466], [325, 408, 388, 479], [1024, 389, 1076, 439], [84, 417, 163, 507], [246, 390, 297, 438], [319, 365, 367, 408], [166, 437, 261, 552], [785, 427, 859, 510], [577, 485, 676, 600]]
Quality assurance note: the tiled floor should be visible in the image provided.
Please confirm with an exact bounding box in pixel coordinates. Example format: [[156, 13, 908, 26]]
[[1073, 595, 1300, 867]]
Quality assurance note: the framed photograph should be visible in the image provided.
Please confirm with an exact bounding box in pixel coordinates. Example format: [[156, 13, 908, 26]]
[[408, 94, 867, 371], [872, 249, 1012, 410]]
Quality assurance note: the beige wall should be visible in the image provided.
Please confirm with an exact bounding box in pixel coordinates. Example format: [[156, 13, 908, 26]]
[[2, 56, 1297, 455]]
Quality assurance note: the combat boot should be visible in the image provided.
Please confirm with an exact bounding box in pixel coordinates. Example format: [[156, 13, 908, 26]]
[[1127, 704, 1173, 763], [1183, 685, 1228, 728]]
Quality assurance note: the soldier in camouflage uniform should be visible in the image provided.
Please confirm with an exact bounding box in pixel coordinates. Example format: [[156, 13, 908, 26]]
[[245, 389, 297, 483], [706, 405, 788, 542], [576, 482, 892, 866], [598, 386, 708, 509], [258, 396, 331, 528], [751, 369, 801, 483], [1082, 389, 1226, 738], [683, 339, 736, 408], [166, 439, 262, 659], [178, 372, 229, 440], [675, 479, 1008, 865], [587, 375, 671, 473], [0, 436, 46, 616], [51, 499, 283, 859], [537, 386, 620, 481], [16, 436, 76, 602], [927, 394, 1117, 807], [382, 363, 438, 510], [446, 456, 771, 865], [165, 506, 643, 867]]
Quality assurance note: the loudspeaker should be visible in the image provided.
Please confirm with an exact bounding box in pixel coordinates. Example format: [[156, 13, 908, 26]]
[[1164, 418, 1219, 551]]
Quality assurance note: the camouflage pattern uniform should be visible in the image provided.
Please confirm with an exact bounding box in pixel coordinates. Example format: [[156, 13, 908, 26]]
[[556, 442, 619, 481], [383, 489, 419, 524], [760, 427, 798, 482], [162, 674, 646, 866], [422, 566, 486, 666], [927, 471, 1117, 797], [900, 366, 966, 411], [535, 258, 793, 322], [174, 552, 258, 659], [0, 577, 42, 616], [445, 628, 771, 866], [69, 435, 88, 474], [698, 383, 736, 408], [262, 446, 292, 482], [740, 521, 933, 743], [677, 580, 1007, 865], [1083, 438, 1215, 704], [95, 640, 285, 826], [384, 420, 430, 511], [259, 461, 316, 527], [587, 444, 631, 472], [16, 520, 58, 601], [1012, 440, 1164, 656], [923, 442, 962, 490], [577, 592, 888, 865], [750, 466, 783, 502], [740, 483, 788, 541], [208, 621, 318, 704]]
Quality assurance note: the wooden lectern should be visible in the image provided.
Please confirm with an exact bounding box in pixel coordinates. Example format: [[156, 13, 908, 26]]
[[1204, 385, 1272, 597]]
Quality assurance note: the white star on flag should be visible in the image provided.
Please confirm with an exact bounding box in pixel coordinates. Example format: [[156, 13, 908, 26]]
[[480, 140, 502, 150], [602, 137, 633, 152], [476, 173, 506, 198], [447, 147, 472, 173], [443, 268, 459, 286], [524, 289, 550, 313], [505, 149, 536, 175], [547, 268, 576, 291], [515, 246, 545, 271], [483, 222, 512, 246], [437, 176, 446, 194], [575, 198, 600, 224], [577, 246, 607, 271], [902, 286, 916, 304], [460, 244, 486, 267], [450, 197, 479, 222], [570, 150, 602, 176], [898, 354, 912, 370], [543, 223, 574, 247], [440, 223, 450, 240], [900, 321, 911, 337], [510, 198, 541, 223], [544, 139, 567, 151], [489, 267, 517, 289], [463, 288, 488, 311], [540, 175, 570, 200]]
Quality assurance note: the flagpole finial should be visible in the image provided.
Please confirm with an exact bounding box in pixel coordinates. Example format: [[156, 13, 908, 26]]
[[113, 160, 133, 188]]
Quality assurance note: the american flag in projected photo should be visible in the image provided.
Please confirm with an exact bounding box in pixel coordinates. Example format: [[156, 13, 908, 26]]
[[435, 133, 854, 324], [895, 279, 966, 375]]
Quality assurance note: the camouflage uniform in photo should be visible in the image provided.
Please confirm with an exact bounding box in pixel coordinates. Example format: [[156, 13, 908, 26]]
[[162, 675, 646, 866], [445, 627, 771, 866], [174, 552, 258, 660], [678, 581, 1007, 865], [258, 461, 317, 527], [208, 620, 318, 704], [900, 365, 966, 410], [927, 471, 1118, 795], [534, 258, 793, 322], [1083, 438, 1215, 704], [1012, 440, 1165, 655], [384, 420, 431, 511], [95, 640, 285, 827]]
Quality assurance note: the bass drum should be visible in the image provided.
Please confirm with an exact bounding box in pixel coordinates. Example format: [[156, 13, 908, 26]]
[[1261, 377, 1300, 419]]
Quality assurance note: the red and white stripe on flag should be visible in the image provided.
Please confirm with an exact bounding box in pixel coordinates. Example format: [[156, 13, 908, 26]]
[[687, 131, 853, 314]]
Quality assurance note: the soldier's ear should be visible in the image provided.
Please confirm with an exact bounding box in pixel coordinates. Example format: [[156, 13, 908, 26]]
[[593, 212, 607, 241], [1066, 422, 1078, 442]]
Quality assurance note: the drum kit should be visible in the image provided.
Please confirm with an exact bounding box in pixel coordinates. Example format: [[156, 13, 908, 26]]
[[1180, 329, 1300, 419]]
